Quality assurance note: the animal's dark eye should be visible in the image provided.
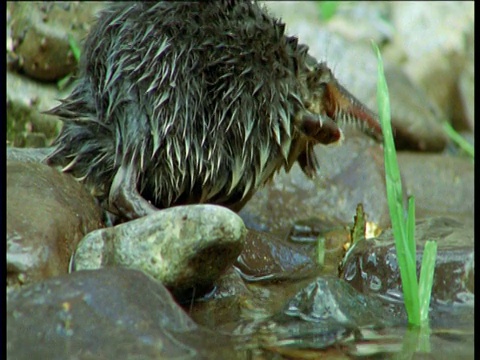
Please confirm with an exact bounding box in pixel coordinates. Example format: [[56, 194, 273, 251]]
[[318, 82, 327, 90], [314, 63, 333, 84]]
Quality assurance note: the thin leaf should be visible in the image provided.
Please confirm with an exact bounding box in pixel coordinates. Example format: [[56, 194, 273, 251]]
[[406, 196, 416, 265]]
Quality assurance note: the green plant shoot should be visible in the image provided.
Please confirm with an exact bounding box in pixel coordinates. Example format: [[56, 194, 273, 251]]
[[372, 41, 436, 327]]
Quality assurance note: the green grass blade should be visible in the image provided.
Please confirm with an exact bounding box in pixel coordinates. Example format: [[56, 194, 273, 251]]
[[406, 196, 416, 264], [372, 41, 420, 326], [418, 241, 437, 323]]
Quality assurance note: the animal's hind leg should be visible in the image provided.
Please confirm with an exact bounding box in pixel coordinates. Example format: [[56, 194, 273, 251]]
[[108, 163, 158, 220]]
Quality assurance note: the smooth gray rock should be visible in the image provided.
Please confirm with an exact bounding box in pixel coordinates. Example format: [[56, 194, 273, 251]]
[[74, 204, 246, 290], [7, 268, 243, 360], [391, 2, 474, 125]]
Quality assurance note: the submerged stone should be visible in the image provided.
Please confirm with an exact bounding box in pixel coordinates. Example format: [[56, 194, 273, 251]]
[[229, 276, 400, 353], [280, 276, 398, 329]]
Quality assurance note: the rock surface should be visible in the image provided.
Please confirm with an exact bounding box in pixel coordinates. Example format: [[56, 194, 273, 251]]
[[241, 140, 474, 241], [240, 135, 393, 236], [229, 276, 401, 352], [5, 2, 475, 358], [73, 204, 246, 291], [7, 161, 104, 288]]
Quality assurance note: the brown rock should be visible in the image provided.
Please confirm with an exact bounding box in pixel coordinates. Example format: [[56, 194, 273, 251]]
[[7, 161, 104, 288]]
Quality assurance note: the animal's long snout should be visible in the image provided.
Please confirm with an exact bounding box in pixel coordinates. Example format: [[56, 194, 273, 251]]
[[325, 81, 383, 142]]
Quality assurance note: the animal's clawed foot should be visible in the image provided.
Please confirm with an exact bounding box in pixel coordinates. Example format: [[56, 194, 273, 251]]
[[109, 164, 158, 220]]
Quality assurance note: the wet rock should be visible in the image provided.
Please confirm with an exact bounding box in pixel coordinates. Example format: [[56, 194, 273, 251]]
[[203, 267, 250, 302], [9, 2, 106, 81], [7, 161, 104, 288], [340, 217, 474, 308], [398, 152, 474, 219], [287, 218, 349, 244], [240, 135, 393, 237], [73, 204, 246, 291], [7, 71, 66, 147], [240, 143, 473, 258], [7, 268, 243, 360], [227, 274, 473, 358], [234, 230, 317, 282]]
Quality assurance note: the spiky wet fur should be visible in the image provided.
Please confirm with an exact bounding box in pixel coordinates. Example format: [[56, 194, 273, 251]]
[[46, 1, 341, 214]]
